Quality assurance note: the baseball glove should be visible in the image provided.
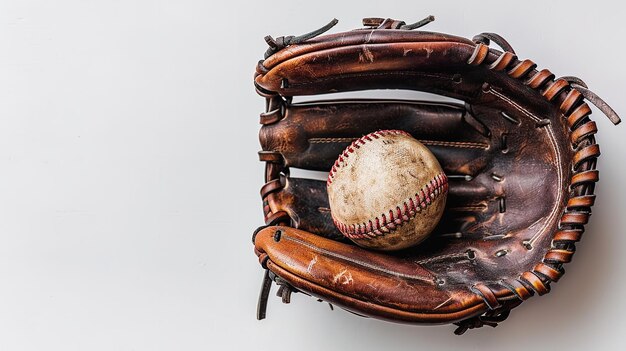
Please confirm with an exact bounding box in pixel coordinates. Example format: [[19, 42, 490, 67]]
[[252, 16, 620, 334]]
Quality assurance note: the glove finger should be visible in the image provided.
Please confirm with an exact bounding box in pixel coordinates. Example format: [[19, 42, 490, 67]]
[[260, 100, 493, 177], [254, 225, 490, 322], [267, 177, 494, 241]]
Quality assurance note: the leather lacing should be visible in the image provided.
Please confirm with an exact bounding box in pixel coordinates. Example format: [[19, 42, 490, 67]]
[[262, 15, 436, 60], [263, 19, 338, 59], [253, 18, 621, 334], [452, 34, 620, 335]]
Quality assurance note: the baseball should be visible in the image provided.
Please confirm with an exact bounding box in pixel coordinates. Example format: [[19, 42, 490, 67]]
[[327, 130, 448, 251]]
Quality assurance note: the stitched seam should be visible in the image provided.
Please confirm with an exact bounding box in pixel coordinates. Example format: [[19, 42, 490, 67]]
[[332, 171, 448, 239], [285, 71, 453, 87], [327, 130, 411, 185], [419, 140, 488, 149], [282, 234, 435, 283], [309, 137, 357, 143], [414, 252, 469, 265], [311, 137, 488, 149]]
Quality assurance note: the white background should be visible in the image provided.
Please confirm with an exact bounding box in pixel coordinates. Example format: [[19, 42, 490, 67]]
[[0, 1, 624, 350]]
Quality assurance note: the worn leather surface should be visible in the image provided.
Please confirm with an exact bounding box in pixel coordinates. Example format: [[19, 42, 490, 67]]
[[253, 23, 605, 331]]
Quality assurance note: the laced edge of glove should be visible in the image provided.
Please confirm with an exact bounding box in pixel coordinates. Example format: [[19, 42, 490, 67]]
[[253, 16, 621, 334]]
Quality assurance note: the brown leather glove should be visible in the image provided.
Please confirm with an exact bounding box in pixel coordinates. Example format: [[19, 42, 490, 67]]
[[252, 17, 621, 334]]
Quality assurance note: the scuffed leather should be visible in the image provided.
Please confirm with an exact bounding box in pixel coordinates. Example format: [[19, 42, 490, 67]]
[[253, 24, 606, 330]]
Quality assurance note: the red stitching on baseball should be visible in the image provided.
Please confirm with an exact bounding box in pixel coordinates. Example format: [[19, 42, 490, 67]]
[[327, 130, 412, 185], [332, 171, 448, 240]]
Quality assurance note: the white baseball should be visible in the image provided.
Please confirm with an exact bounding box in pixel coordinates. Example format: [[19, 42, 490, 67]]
[[327, 130, 448, 251]]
